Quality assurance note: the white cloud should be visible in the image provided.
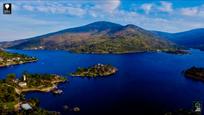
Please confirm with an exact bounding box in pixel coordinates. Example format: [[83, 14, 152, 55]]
[[180, 7, 199, 16], [14, 0, 120, 16], [159, 1, 173, 13], [87, 0, 120, 18], [101, 0, 120, 12], [22, 5, 34, 11], [140, 3, 153, 14], [180, 4, 204, 17], [139, 1, 173, 14], [0, 14, 66, 41], [35, 6, 86, 16], [14, 2, 86, 16]]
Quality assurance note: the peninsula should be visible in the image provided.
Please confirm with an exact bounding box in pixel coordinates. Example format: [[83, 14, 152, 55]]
[[0, 72, 67, 114], [184, 67, 204, 81], [71, 64, 118, 77], [165, 49, 190, 55], [0, 50, 37, 67]]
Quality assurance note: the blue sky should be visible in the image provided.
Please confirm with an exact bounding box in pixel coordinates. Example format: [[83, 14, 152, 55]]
[[0, 0, 204, 41]]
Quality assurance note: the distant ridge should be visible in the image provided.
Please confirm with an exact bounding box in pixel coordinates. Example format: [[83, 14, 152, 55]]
[[153, 28, 204, 50]]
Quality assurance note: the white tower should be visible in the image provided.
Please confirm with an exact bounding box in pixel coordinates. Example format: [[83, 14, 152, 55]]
[[23, 75, 26, 81]]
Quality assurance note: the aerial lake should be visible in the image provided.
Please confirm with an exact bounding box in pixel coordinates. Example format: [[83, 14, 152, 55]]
[[1, 49, 204, 115]]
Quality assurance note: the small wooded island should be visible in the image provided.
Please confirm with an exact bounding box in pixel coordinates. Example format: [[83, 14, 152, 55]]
[[0, 72, 67, 114], [184, 67, 204, 81], [0, 50, 37, 67], [71, 64, 118, 77]]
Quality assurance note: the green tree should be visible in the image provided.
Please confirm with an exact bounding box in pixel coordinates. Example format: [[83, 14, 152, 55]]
[[6, 73, 16, 83]]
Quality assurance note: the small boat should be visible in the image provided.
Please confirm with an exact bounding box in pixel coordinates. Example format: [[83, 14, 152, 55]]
[[52, 89, 63, 94]]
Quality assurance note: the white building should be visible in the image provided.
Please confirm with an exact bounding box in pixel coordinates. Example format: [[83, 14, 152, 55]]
[[18, 82, 27, 87], [23, 75, 27, 81], [21, 103, 32, 110]]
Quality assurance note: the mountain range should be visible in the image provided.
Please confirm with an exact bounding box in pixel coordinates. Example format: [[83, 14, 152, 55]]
[[153, 28, 204, 51], [1, 21, 203, 53]]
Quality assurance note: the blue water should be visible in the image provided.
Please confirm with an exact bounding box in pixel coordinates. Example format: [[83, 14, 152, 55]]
[[1, 49, 204, 115]]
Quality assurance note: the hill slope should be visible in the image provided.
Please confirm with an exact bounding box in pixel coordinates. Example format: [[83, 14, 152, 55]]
[[153, 29, 204, 50], [1, 21, 177, 53]]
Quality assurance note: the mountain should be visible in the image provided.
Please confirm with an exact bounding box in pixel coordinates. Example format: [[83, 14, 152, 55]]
[[0, 39, 29, 49], [153, 28, 204, 50], [0, 21, 177, 53]]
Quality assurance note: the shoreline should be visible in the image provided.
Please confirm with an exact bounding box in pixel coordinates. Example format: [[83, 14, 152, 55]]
[[6, 48, 182, 55], [15, 85, 56, 94], [16, 79, 66, 95], [184, 67, 204, 82], [0, 59, 37, 68]]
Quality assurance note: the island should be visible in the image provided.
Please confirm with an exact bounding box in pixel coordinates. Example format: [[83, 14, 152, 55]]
[[0, 72, 67, 114], [71, 64, 118, 77], [184, 66, 204, 81], [0, 50, 37, 67]]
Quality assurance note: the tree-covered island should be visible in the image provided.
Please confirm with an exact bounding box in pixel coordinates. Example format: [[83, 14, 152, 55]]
[[184, 67, 204, 81], [71, 64, 118, 77], [0, 50, 37, 67], [0, 72, 67, 114]]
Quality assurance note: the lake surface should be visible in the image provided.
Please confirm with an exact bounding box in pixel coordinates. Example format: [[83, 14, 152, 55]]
[[1, 49, 204, 115]]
